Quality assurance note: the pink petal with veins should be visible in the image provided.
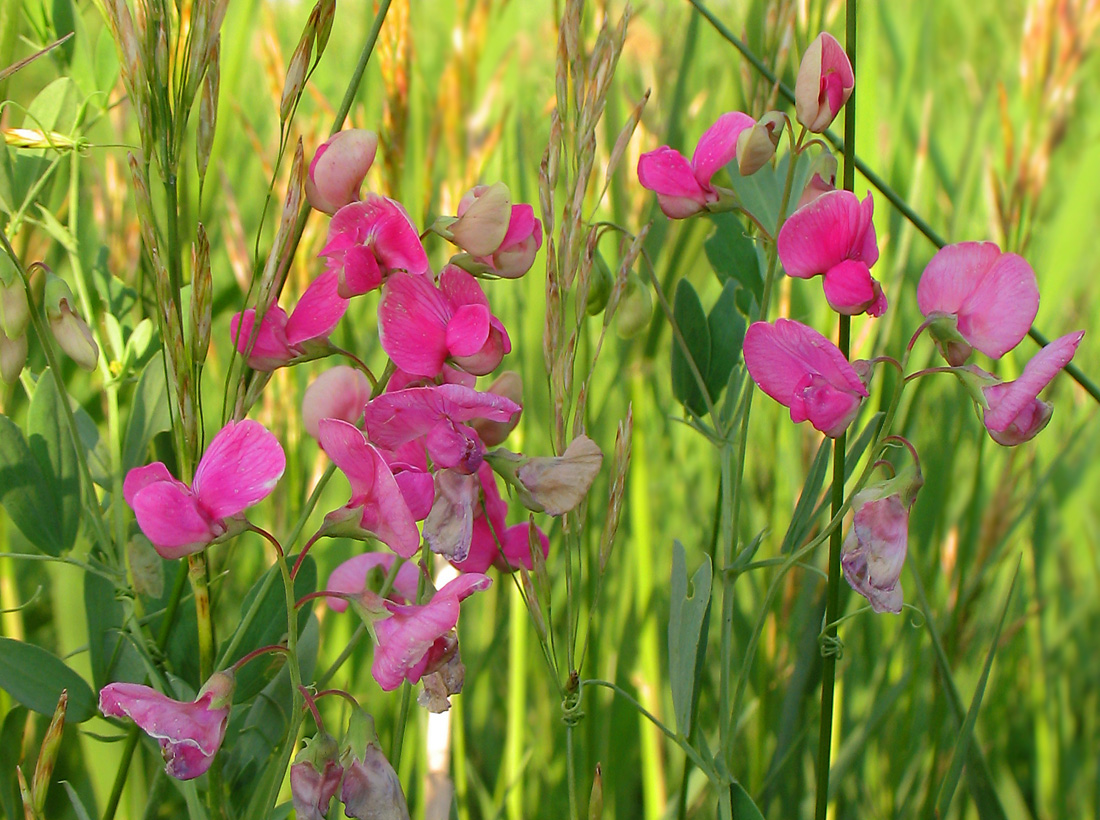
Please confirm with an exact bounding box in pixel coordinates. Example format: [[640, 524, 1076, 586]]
[[192, 420, 286, 521], [691, 111, 755, 184], [285, 273, 347, 346]]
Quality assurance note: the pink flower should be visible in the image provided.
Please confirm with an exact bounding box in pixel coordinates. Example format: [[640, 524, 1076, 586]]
[[98, 672, 234, 780], [372, 573, 492, 691], [362, 384, 521, 473], [449, 183, 512, 256], [306, 129, 378, 214], [230, 272, 347, 371], [471, 204, 543, 278], [301, 365, 372, 440], [451, 464, 550, 574], [840, 461, 922, 615], [794, 32, 854, 133], [291, 733, 343, 820], [742, 319, 869, 438], [637, 111, 756, 219], [378, 267, 511, 378], [981, 331, 1084, 446], [326, 552, 421, 613], [916, 242, 1040, 366], [124, 421, 285, 559], [321, 194, 430, 297], [318, 419, 421, 557], [778, 190, 886, 316]]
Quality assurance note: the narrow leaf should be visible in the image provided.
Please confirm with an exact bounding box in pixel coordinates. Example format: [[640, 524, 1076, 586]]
[[0, 637, 96, 722], [705, 280, 746, 402], [122, 352, 171, 472], [0, 414, 64, 555], [670, 279, 711, 416], [28, 370, 81, 551], [669, 540, 712, 736]]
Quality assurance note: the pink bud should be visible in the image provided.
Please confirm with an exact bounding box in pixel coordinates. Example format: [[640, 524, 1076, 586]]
[[306, 129, 379, 214], [0, 327, 27, 384], [475, 204, 542, 278], [302, 365, 372, 440], [795, 32, 854, 133]]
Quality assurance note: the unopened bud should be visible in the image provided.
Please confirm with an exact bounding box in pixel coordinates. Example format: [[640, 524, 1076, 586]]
[[31, 690, 67, 812], [3, 128, 80, 152], [0, 329, 27, 384], [45, 276, 98, 372], [1, 278, 29, 338], [450, 183, 512, 256], [292, 733, 343, 820], [198, 670, 236, 709], [469, 371, 522, 446], [191, 225, 212, 367], [795, 32, 854, 133], [588, 764, 604, 820], [281, 23, 315, 122], [306, 129, 378, 214], [736, 111, 784, 176], [197, 38, 220, 183], [314, 0, 336, 60]]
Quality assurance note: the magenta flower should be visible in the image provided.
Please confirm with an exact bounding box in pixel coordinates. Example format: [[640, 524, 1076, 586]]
[[378, 267, 511, 378], [372, 573, 492, 691], [99, 672, 234, 780], [794, 32, 854, 133], [318, 419, 421, 557], [124, 421, 285, 559], [326, 552, 421, 613], [777, 190, 886, 316], [362, 384, 521, 473], [230, 272, 347, 371], [306, 129, 378, 214], [637, 111, 756, 219], [472, 203, 543, 278], [321, 194, 430, 297], [743, 319, 869, 438], [916, 242, 1040, 366], [981, 330, 1084, 446], [301, 365, 372, 440]]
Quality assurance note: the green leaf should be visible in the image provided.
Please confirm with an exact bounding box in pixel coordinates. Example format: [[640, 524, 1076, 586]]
[[935, 562, 1020, 818], [0, 413, 64, 555], [122, 352, 172, 472], [0, 637, 96, 722], [730, 781, 765, 820], [705, 280, 746, 402], [704, 212, 762, 306], [727, 151, 812, 238], [779, 436, 831, 554], [28, 370, 81, 552], [25, 77, 81, 136], [0, 705, 27, 820], [670, 279, 711, 417], [669, 540, 711, 737], [84, 571, 145, 689], [228, 554, 318, 703]]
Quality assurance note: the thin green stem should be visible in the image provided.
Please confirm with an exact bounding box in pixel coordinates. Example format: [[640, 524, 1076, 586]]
[[187, 552, 216, 681]]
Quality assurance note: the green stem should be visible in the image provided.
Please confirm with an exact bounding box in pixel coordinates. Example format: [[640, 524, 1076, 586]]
[[187, 552, 215, 681], [815, 7, 857, 819]]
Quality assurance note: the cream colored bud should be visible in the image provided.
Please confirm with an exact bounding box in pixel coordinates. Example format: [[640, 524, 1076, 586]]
[[452, 182, 512, 256], [736, 111, 784, 176], [50, 302, 99, 371], [516, 435, 603, 516]]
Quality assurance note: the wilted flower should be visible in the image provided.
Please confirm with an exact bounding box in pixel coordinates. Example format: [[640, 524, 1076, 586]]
[[45, 275, 99, 371], [778, 190, 886, 317], [423, 469, 480, 562], [321, 194, 430, 297], [230, 272, 347, 370], [794, 32, 854, 133], [124, 420, 285, 559], [98, 672, 234, 780], [306, 129, 378, 214], [742, 319, 869, 438], [378, 267, 511, 378], [291, 733, 343, 820], [980, 330, 1084, 446], [916, 242, 1040, 366], [488, 435, 604, 516], [637, 111, 756, 218], [451, 464, 550, 574], [340, 710, 411, 820]]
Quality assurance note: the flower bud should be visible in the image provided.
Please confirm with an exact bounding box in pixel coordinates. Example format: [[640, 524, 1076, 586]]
[[450, 183, 512, 256], [0, 328, 27, 384], [469, 371, 523, 446], [482, 204, 542, 278], [735, 111, 784, 176], [306, 129, 379, 214], [795, 32, 854, 133], [1, 277, 29, 339], [45, 275, 99, 371]]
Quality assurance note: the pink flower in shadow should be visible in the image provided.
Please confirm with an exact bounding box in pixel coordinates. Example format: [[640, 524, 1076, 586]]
[[917, 242, 1039, 366], [637, 112, 756, 219], [372, 573, 492, 691], [230, 272, 347, 371], [99, 673, 233, 780], [124, 421, 285, 559], [743, 319, 869, 438], [378, 267, 511, 378], [321, 194, 430, 297], [778, 190, 886, 317]]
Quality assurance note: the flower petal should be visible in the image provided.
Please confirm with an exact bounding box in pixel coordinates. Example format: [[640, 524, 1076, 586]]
[[130, 479, 217, 559], [957, 250, 1039, 358], [285, 272, 348, 346], [983, 331, 1083, 433], [378, 273, 452, 378], [691, 111, 755, 184], [191, 420, 286, 520], [743, 319, 867, 406], [778, 190, 874, 279], [326, 552, 420, 612]]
